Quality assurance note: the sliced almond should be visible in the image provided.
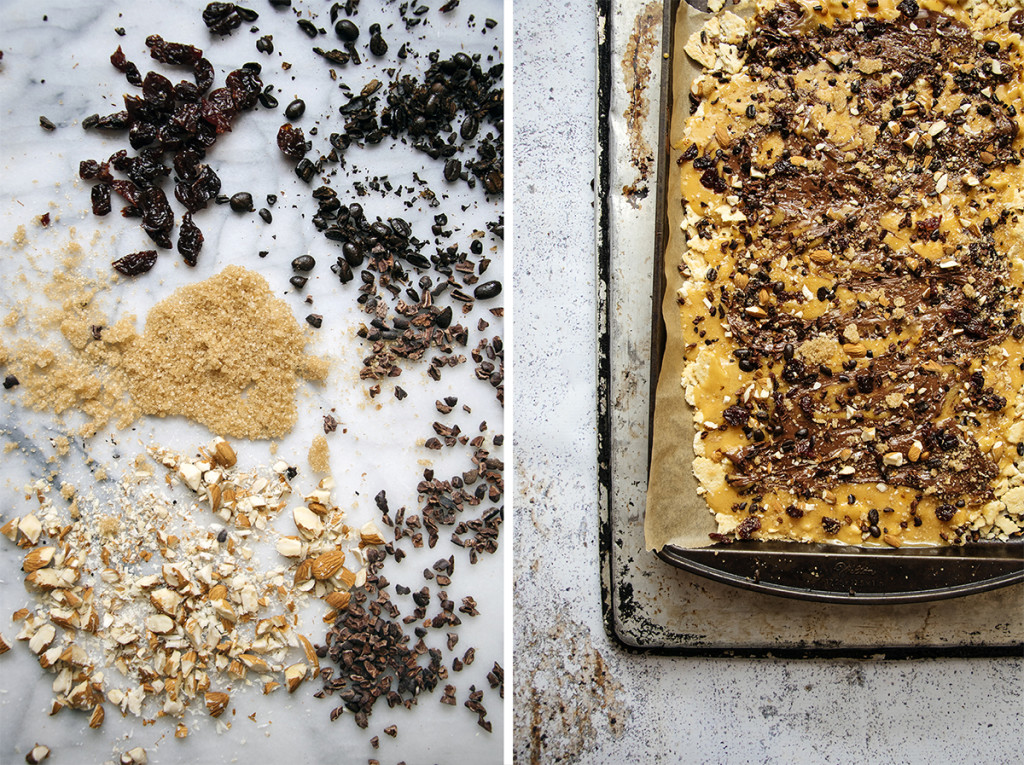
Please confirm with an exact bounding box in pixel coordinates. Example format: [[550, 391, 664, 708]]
[[336, 567, 357, 590], [19, 514, 42, 544], [240, 654, 270, 672], [284, 662, 307, 692], [211, 598, 236, 622], [175, 723, 189, 739], [89, 704, 105, 729], [205, 691, 230, 717], [207, 583, 228, 601], [293, 505, 324, 539], [0, 517, 19, 541], [121, 747, 148, 765], [149, 588, 182, 616], [311, 550, 346, 580], [293, 559, 314, 584], [275, 536, 303, 558], [178, 463, 202, 492], [297, 633, 320, 672], [208, 483, 222, 512], [359, 521, 386, 547], [145, 614, 175, 634], [29, 623, 56, 654]]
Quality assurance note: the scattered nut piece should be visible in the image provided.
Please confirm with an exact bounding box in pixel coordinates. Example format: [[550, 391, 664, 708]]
[[26, 745, 51, 764], [28, 623, 56, 654], [284, 662, 307, 692], [205, 691, 230, 717], [311, 550, 346, 579]]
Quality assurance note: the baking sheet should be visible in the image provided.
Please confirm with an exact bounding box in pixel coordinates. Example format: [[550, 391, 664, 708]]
[[597, 0, 1023, 654], [0, 1, 505, 762]]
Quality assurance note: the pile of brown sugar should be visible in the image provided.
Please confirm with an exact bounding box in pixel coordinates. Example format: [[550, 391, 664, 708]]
[[1, 263, 327, 439]]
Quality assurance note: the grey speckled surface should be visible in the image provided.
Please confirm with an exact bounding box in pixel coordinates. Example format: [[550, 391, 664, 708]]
[[512, 1, 1024, 763]]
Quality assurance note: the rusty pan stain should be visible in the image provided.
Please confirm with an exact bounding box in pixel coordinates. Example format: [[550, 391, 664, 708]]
[[619, 0, 662, 206]]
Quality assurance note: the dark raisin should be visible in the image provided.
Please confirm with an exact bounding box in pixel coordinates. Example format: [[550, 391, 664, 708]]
[[203, 3, 243, 35], [855, 373, 874, 395], [722, 405, 749, 427], [145, 35, 202, 66], [896, 0, 918, 17], [177, 212, 203, 266], [735, 516, 761, 539], [277, 123, 309, 158], [139, 187, 174, 248], [785, 506, 803, 519], [699, 169, 727, 194], [91, 184, 112, 216], [112, 250, 158, 276], [821, 517, 841, 535]]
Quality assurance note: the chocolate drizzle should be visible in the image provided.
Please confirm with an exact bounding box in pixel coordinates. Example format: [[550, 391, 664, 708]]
[[684, 3, 1023, 512]]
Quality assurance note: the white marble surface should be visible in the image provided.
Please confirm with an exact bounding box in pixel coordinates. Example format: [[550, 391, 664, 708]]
[[0, 1, 504, 763], [513, 1, 1023, 763]]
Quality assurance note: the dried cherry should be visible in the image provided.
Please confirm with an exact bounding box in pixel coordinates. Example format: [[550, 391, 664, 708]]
[[177, 212, 203, 266], [91, 183, 112, 216], [277, 123, 309, 158], [139, 186, 174, 248], [112, 250, 157, 276], [145, 35, 202, 66], [203, 3, 244, 36], [110, 47, 142, 86]]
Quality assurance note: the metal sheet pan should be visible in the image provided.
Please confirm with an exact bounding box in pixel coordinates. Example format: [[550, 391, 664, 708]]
[[597, 0, 1024, 656], [650, 0, 1024, 604]]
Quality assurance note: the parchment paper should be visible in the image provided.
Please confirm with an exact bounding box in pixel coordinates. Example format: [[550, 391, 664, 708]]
[[644, 1, 717, 550]]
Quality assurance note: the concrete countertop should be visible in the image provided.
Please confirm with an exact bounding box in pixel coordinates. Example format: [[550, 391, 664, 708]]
[[511, 1, 1024, 762]]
